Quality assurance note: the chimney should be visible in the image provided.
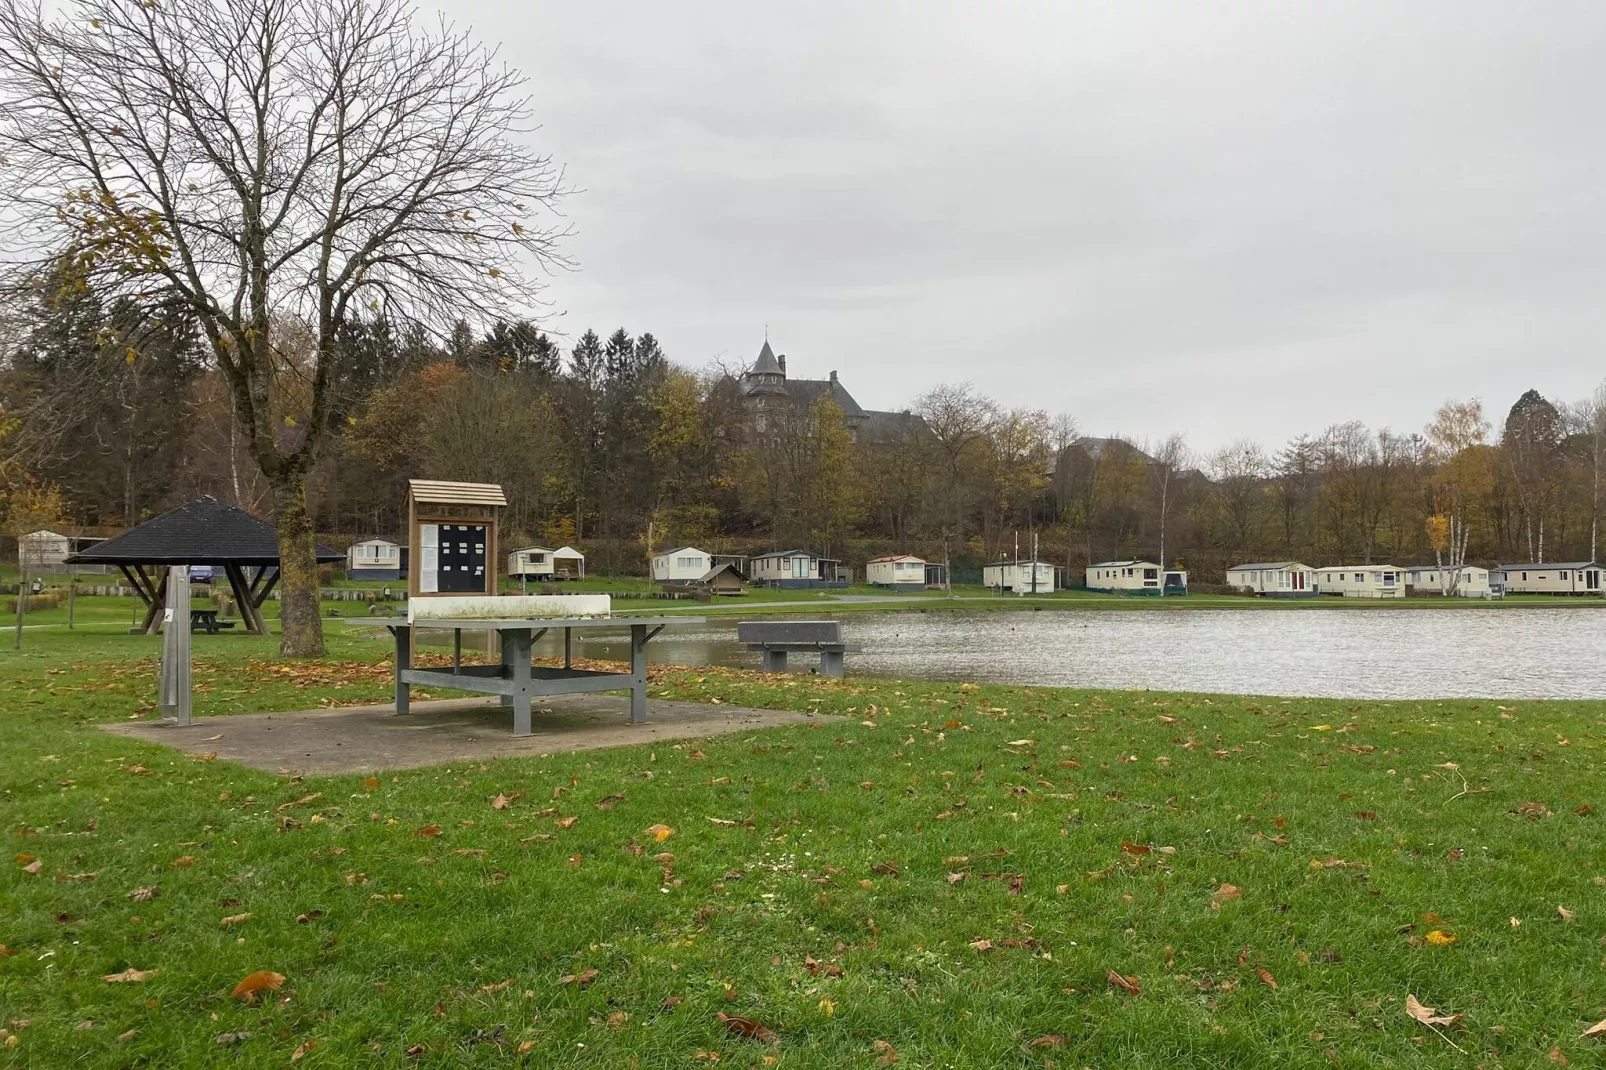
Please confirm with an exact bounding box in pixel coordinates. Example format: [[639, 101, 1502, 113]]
[[777, 354, 786, 375], [829, 370, 838, 386]]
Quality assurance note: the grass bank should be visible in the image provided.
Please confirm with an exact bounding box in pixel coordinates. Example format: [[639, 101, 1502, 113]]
[[1, 630, 1604, 1066]]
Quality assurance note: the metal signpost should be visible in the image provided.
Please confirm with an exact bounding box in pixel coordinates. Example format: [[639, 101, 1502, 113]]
[[157, 565, 192, 725]]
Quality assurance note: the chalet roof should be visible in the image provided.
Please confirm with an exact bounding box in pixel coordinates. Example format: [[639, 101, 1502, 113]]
[[699, 562, 747, 582], [1090, 560, 1159, 568], [1497, 562, 1599, 570], [869, 554, 926, 564], [508, 545, 554, 555], [1228, 561, 1302, 571], [552, 546, 585, 559], [751, 549, 819, 561], [1315, 564, 1404, 572], [654, 546, 708, 558], [22, 529, 68, 540], [349, 535, 400, 547], [407, 479, 508, 506], [64, 498, 342, 566]]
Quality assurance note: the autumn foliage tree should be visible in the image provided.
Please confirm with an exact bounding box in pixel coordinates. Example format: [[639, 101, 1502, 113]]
[[0, 0, 567, 654]]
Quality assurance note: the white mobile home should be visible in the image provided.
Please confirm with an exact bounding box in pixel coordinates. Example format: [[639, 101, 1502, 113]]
[[651, 546, 713, 584], [1314, 565, 1405, 598], [866, 554, 927, 589], [18, 529, 71, 569], [749, 549, 844, 588], [1499, 562, 1603, 596], [346, 536, 403, 580], [985, 559, 1056, 594], [506, 546, 556, 580], [1225, 561, 1315, 597], [1405, 564, 1493, 597], [1086, 560, 1187, 596]]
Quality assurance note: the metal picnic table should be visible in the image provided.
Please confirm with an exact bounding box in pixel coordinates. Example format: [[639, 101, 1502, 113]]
[[386, 616, 703, 735]]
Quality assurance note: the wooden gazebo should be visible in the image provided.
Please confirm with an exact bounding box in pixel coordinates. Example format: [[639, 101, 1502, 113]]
[[65, 498, 342, 635]]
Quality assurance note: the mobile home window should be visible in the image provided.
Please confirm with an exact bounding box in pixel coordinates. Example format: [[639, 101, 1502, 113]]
[[1144, 568, 1157, 580], [1560, 571, 1569, 580]]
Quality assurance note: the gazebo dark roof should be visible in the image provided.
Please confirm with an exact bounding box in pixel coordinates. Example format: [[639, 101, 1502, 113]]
[[66, 498, 342, 566]]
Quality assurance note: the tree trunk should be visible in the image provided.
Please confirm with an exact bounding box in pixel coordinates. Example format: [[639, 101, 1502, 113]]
[[271, 474, 325, 657]]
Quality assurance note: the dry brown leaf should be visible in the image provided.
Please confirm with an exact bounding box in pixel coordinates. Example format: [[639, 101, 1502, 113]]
[[231, 970, 286, 1003], [276, 793, 322, 812], [1107, 970, 1141, 995], [558, 968, 598, 987], [490, 794, 510, 810], [1405, 994, 1463, 1028], [554, 815, 578, 830], [947, 871, 967, 885], [872, 1038, 900, 1065], [1120, 841, 1151, 856], [804, 955, 843, 978], [1256, 968, 1277, 989], [21, 860, 42, 875], [717, 1012, 778, 1044], [870, 862, 901, 876], [1210, 883, 1241, 908], [969, 938, 993, 953], [595, 793, 626, 810], [219, 913, 251, 927], [1029, 1035, 1068, 1048], [1548, 1048, 1569, 1065], [1582, 1019, 1606, 1040], [412, 825, 441, 838], [291, 1039, 316, 1061], [171, 855, 197, 868], [646, 823, 674, 842], [362, 777, 379, 790], [103, 968, 154, 983], [1558, 905, 1576, 922], [477, 979, 514, 995]]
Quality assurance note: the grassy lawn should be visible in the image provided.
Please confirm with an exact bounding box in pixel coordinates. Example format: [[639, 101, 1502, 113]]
[[2, 627, 1605, 1067]]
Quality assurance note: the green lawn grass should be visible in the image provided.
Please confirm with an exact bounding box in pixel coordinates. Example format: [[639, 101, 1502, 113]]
[[1, 629, 1605, 1067]]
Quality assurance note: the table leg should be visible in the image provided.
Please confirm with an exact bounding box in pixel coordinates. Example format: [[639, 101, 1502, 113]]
[[564, 627, 573, 669], [762, 648, 788, 673], [509, 628, 533, 735], [629, 623, 648, 724], [394, 626, 411, 714], [820, 649, 844, 678]]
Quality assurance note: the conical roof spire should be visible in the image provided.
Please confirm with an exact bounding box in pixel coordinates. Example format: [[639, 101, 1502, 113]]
[[751, 339, 782, 376]]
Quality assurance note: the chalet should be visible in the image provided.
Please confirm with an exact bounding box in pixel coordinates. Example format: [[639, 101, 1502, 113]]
[[1225, 561, 1316, 597], [18, 529, 71, 569], [651, 547, 713, 585], [1498, 562, 1603, 596], [749, 549, 845, 588], [1314, 565, 1405, 598], [985, 559, 1056, 594], [1405, 564, 1494, 597], [506, 546, 555, 581], [346, 536, 403, 580], [865, 554, 927, 590], [1086, 560, 1187, 595], [552, 546, 586, 580]]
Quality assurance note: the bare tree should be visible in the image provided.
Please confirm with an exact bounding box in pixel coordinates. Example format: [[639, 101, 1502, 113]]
[[1210, 439, 1268, 553], [1148, 433, 1189, 568], [0, 0, 568, 654], [914, 383, 997, 545]]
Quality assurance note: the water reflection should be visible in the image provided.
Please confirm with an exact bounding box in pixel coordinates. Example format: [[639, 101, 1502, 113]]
[[531, 608, 1606, 701]]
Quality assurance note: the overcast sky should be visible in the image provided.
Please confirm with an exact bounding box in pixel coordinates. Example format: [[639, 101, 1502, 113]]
[[443, 0, 1606, 454]]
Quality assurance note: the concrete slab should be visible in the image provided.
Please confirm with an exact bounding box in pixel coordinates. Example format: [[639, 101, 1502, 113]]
[[100, 696, 818, 775]]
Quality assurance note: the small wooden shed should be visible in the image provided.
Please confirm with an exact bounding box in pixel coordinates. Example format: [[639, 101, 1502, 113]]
[[406, 480, 506, 599]]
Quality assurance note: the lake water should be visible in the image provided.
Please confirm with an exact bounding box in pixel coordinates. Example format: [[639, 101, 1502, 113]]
[[536, 608, 1606, 701]]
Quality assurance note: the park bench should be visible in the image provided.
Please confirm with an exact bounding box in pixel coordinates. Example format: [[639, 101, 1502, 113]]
[[737, 620, 858, 678], [189, 608, 235, 634]]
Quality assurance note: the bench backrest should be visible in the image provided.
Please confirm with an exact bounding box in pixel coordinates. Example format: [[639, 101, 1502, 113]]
[[737, 620, 842, 645]]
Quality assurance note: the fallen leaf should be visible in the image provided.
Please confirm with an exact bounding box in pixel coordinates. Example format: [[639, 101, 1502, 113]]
[[1558, 905, 1576, 923], [1211, 883, 1242, 908], [1548, 1048, 1569, 1065], [870, 862, 900, 876], [118, 1029, 139, 1042], [717, 1013, 778, 1044], [216, 1031, 251, 1045], [1120, 841, 1151, 856], [1029, 1035, 1068, 1048], [1256, 968, 1277, 989], [872, 1038, 900, 1065], [558, 968, 598, 987], [291, 1039, 315, 1061], [1424, 930, 1457, 947], [595, 793, 626, 810], [490, 794, 510, 810], [969, 938, 994, 953], [477, 979, 514, 995], [1107, 969, 1141, 995], [946, 871, 967, 885], [276, 793, 322, 812], [192, 752, 218, 762], [219, 913, 251, 927], [21, 860, 41, 875], [646, 823, 674, 842], [103, 968, 154, 983], [804, 955, 843, 978], [231, 970, 286, 1003], [362, 777, 379, 790], [1405, 994, 1463, 1028], [412, 825, 441, 838]]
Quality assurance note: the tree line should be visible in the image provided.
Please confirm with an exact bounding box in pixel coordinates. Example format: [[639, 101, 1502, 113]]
[[6, 279, 1605, 580]]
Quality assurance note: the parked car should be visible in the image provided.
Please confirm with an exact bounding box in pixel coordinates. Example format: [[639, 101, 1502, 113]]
[[188, 565, 214, 584]]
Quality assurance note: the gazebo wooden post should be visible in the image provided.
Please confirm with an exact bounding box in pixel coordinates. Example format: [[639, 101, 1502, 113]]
[[141, 569, 169, 635], [223, 563, 267, 636]]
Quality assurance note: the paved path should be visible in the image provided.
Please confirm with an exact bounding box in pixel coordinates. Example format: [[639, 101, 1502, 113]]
[[101, 695, 819, 776]]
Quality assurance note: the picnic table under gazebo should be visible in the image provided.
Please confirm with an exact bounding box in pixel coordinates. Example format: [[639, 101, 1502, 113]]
[[64, 497, 343, 635]]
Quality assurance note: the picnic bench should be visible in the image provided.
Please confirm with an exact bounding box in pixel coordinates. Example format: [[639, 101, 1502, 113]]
[[737, 620, 858, 678], [188, 608, 236, 634]]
